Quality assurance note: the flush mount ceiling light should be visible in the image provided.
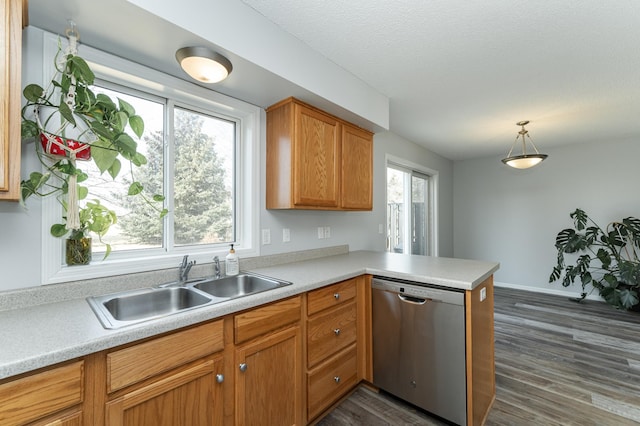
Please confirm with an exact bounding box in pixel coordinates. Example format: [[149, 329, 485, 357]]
[[175, 47, 233, 83], [501, 120, 548, 169]]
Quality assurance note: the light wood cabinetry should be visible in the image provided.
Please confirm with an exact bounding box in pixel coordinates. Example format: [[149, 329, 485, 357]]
[[305, 277, 363, 422], [465, 275, 496, 426], [0, 0, 25, 201], [233, 296, 303, 425], [340, 124, 373, 210], [266, 97, 373, 211], [105, 320, 225, 426], [1, 272, 493, 425], [0, 360, 85, 426]]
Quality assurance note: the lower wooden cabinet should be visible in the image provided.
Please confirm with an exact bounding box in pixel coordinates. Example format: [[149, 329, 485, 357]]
[[0, 360, 84, 426], [105, 356, 224, 426], [233, 296, 303, 425], [235, 325, 303, 425], [0, 275, 387, 426], [307, 344, 358, 420]]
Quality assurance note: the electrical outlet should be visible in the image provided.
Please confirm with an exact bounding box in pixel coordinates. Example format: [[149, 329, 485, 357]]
[[261, 229, 271, 245], [282, 228, 290, 243], [317, 227, 325, 239], [324, 226, 331, 238], [480, 287, 487, 302]]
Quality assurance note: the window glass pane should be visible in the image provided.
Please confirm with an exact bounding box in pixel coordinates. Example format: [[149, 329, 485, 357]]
[[387, 167, 404, 253], [173, 107, 235, 246], [411, 175, 428, 256], [84, 85, 165, 252]]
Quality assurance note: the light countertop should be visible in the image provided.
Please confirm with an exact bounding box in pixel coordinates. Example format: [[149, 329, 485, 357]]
[[0, 250, 498, 379]]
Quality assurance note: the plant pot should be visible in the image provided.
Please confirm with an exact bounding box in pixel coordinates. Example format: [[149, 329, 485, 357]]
[[66, 237, 92, 266], [37, 105, 94, 160]]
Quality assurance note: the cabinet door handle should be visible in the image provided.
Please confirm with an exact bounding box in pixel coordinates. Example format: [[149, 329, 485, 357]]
[[334, 328, 341, 336], [334, 293, 340, 300], [334, 376, 341, 383], [216, 374, 224, 383], [239, 363, 247, 372]]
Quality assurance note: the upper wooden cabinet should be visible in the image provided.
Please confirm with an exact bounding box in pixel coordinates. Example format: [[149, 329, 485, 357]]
[[0, 0, 25, 201], [266, 97, 373, 210]]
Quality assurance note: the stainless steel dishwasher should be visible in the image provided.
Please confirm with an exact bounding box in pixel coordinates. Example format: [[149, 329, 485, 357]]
[[372, 276, 467, 425]]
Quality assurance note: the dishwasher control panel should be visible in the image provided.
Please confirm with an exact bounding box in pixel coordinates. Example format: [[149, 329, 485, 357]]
[[371, 277, 464, 306]]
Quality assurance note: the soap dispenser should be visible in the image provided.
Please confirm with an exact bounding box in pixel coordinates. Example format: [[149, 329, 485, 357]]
[[225, 244, 239, 276]]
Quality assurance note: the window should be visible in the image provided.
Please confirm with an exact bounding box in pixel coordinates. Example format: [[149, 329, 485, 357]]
[[386, 158, 438, 256], [41, 33, 260, 284]]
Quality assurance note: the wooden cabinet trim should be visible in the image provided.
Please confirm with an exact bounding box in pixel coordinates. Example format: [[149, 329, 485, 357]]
[[107, 320, 224, 393], [234, 295, 301, 344], [0, 360, 84, 425], [465, 275, 496, 426]]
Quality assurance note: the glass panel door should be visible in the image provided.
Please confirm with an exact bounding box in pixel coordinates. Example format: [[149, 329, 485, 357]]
[[386, 165, 431, 255]]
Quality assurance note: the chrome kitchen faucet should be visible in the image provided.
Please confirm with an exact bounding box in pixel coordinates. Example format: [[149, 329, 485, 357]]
[[178, 255, 196, 282]]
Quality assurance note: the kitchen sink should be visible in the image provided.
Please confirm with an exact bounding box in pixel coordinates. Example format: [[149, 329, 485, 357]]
[[88, 287, 214, 329], [87, 272, 291, 329], [192, 273, 290, 298]]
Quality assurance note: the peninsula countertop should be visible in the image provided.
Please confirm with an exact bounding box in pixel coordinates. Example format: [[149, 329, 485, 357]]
[[0, 250, 499, 379]]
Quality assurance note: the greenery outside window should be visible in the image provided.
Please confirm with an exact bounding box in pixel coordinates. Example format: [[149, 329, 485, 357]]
[[40, 32, 260, 284]]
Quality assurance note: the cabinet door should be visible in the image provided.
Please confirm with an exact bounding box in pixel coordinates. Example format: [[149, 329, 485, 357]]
[[235, 326, 302, 426], [293, 104, 340, 208], [341, 124, 373, 210], [0, 361, 84, 426], [105, 357, 224, 426], [0, 0, 23, 200]]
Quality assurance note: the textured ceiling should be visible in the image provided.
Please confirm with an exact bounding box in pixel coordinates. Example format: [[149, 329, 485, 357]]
[[27, 0, 640, 161], [241, 0, 640, 160]]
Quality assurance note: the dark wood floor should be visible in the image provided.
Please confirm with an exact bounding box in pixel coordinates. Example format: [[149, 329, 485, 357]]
[[318, 287, 640, 425]]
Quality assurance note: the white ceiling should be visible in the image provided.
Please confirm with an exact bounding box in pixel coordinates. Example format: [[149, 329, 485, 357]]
[[27, 0, 640, 161]]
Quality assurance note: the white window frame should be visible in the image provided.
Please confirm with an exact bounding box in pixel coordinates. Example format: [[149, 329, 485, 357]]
[[385, 154, 439, 257], [40, 32, 260, 284]]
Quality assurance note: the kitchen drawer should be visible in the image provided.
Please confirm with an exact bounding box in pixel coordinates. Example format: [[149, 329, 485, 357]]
[[307, 344, 358, 421], [235, 296, 301, 344], [307, 278, 357, 315], [107, 319, 223, 393], [307, 301, 357, 367], [0, 360, 84, 425]]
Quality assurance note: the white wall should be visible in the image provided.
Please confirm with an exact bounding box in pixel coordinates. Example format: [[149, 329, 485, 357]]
[[0, 31, 453, 292], [453, 138, 640, 297]]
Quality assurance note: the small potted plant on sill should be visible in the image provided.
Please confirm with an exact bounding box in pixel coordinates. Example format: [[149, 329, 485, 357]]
[[20, 24, 166, 265], [54, 200, 116, 265], [549, 208, 640, 310]]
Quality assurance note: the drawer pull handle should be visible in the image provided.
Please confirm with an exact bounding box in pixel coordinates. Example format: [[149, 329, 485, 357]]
[[239, 363, 247, 372], [334, 293, 340, 300], [334, 328, 341, 336], [334, 376, 341, 383], [216, 374, 225, 383]]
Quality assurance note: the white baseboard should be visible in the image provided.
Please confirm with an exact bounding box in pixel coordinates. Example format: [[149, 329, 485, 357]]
[[494, 281, 605, 302]]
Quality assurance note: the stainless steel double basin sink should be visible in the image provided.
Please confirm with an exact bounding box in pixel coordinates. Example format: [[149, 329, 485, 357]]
[[87, 273, 292, 329]]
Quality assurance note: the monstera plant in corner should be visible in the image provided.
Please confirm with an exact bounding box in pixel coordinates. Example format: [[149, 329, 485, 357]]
[[20, 27, 166, 265], [550, 208, 640, 310]]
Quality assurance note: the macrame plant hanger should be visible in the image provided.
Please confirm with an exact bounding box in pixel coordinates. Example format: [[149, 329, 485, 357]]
[[36, 21, 87, 231]]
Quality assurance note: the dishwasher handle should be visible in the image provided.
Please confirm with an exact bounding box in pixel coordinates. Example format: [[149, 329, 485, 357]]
[[398, 294, 429, 305]]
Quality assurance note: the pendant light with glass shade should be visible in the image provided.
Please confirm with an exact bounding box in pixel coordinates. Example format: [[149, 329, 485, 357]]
[[501, 120, 548, 169]]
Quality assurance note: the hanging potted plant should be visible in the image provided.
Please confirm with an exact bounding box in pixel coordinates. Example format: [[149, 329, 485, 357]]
[[20, 24, 166, 264]]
